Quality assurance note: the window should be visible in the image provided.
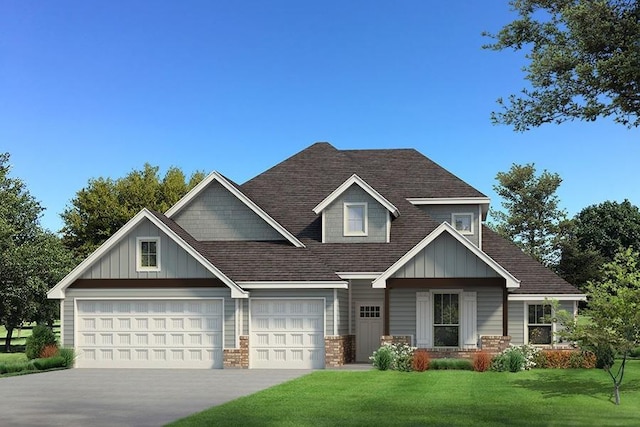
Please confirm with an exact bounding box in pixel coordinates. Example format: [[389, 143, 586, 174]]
[[137, 237, 160, 271], [344, 203, 368, 236], [528, 304, 552, 345], [452, 213, 473, 235], [433, 293, 459, 347], [359, 305, 381, 318]]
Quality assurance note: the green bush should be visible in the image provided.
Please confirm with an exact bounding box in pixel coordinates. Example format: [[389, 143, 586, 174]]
[[429, 358, 473, 370], [593, 344, 615, 369], [629, 347, 640, 358], [508, 351, 525, 372], [32, 356, 65, 370], [58, 347, 76, 367], [371, 346, 393, 370], [491, 345, 539, 372], [25, 325, 58, 360]]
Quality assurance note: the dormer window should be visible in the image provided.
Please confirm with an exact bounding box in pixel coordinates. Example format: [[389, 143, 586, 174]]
[[137, 237, 161, 271], [344, 203, 368, 236], [452, 213, 473, 235]]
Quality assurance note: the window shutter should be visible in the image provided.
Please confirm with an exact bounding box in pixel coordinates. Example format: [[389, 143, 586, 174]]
[[462, 291, 477, 349], [416, 292, 431, 347]]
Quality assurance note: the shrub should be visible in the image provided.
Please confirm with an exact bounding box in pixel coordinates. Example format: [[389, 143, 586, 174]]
[[593, 344, 615, 369], [371, 346, 393, 370], [629, 346, 640, 358], [25, 325, 58, 360], [491, 345, 539, 372], [429, 358, 473, 371], [58, 347, 76, 368], [473, 351, 492, 372], [508, 351, 525, 372], [40, 344, 59, 359], [536, 350, 596, 369], [412, 350, 430, 372], [32, 356, 66, 371]]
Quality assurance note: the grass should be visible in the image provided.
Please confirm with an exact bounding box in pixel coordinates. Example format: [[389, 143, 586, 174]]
[[0, 322, 61, 353], [0, 353, 27, 364], [169, 361, 640, 427]]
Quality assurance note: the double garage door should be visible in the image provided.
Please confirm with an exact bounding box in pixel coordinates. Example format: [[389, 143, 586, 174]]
[[75, 299, 223, 369], [74, 298, 325, 369]]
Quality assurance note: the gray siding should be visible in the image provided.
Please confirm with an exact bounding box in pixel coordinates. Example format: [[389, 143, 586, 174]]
[[417, 204, 480, 247], [324, 185, 388, 243], [389, 285, 503, 341], [249, 289, 336, 335], [337, 289, 349, 335], [391, 233, 500, 279], [173, 181, 284, 241], [81, 219, 214, 280], [508, 301, 525, 345], [349, 279, 384, 334], [63, 288, 235, 348]]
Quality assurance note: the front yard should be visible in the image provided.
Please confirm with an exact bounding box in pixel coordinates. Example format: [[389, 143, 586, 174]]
[[169, 361, 640, 426]]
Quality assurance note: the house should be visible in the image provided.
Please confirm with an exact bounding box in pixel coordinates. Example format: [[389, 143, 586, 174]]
[[47, 142, 585, 369]]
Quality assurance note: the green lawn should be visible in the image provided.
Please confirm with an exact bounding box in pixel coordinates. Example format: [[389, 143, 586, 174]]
[[0, 353, 27, 364], [169, 361, 640, 427]]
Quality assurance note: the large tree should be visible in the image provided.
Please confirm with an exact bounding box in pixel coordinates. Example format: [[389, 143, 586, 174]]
[[484, 0, 640, 130], [61, 164, 205, 258], [558, 247, 640, 405], [557, 200, 640, 289], [0, 153, 74, 351], [490, 163, 567, 265]]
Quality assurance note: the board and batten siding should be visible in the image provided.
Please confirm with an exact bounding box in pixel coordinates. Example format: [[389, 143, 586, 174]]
[[389, 286, 503, 342], [323, 185, 388, 243], [80, 218, 214, 280], [349, 279, 384, 335], [391, 233, 500, 279], [248, 289, 337, 335], [62, 288, 235, 348], [173, 181, 283, 241]]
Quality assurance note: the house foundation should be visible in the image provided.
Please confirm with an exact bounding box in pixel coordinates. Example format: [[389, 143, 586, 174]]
[[325, 335, 356, 367]]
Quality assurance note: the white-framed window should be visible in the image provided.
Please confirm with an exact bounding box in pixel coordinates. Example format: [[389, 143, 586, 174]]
[[452, 213, 473, 235], [527, 303, 552, 345], [433, 292, 460, 347], [137, 237, 161, 271], [344, 202, 368, 236]]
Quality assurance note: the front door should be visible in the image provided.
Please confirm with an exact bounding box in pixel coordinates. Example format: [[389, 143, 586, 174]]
[[355, 302, 383, 362]]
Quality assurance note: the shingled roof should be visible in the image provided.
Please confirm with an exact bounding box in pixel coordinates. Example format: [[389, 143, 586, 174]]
[[155, 142, 581, 295]]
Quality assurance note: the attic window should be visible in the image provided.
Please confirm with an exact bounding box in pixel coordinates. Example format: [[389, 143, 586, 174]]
[[344, 203, 368, 236], [452, 213, 473, 235], [137, 237, 160, 272]]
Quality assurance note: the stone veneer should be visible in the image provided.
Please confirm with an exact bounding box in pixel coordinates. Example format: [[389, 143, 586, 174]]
[[325, 335, 355, 367], [223, 335, 249, 368]]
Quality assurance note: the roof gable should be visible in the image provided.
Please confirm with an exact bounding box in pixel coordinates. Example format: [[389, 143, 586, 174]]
[[47, 209, 248, 299], [372, 222, 520, 289], [312, 174, 399, 218], [165, 171, 304, 248]]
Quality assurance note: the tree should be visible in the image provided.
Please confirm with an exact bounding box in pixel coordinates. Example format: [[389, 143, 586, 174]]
[[61, 164, 205, 258], [490, 163, 567, 265], [484, 0, 640, 130], [0, 153, 74, 351], [558, 247, 640, 405], [557, 200, 640, 288]]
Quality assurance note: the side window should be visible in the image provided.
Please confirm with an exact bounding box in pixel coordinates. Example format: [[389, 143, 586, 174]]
[[528, 304, 552, 345], [344, 203, 368, 236], [137, 237, 160, 271], [452, 213, 473, 235]]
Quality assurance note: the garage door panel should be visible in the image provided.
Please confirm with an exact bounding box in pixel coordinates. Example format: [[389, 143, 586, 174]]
[[76, 299, 223, 369], [250, 299, 325, 369]]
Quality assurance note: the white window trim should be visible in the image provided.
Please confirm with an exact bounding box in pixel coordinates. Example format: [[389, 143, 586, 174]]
[[344, 202, 368, 236], [136, 237, 161, 272], [452, 213, 474, 235], [524, 302, 555, 346]]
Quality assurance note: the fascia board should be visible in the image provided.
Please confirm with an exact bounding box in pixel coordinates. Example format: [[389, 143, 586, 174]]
[[508, 294, 587, 301], [313, 174, 399, 217], [166, 171, 304, 248], [372, 222, 521, 289], [238, 281, 348, 289]]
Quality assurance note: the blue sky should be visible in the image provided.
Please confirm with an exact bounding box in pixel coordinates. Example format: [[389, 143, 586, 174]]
[[2, 1, 638, 232]]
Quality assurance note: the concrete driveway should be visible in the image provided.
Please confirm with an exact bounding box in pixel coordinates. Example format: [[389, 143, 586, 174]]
[[0, 368, 311, 427]]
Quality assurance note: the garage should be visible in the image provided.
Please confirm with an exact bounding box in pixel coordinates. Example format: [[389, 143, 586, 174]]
[[250, 298, 325, 369], [75, 299, 224, 368]]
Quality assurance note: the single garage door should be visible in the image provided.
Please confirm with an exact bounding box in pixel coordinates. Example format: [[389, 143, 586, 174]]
[[75, 299, 223, 369], [250, 298, 325, 369]]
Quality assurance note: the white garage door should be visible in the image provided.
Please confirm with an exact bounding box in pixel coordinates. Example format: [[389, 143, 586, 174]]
[[75, 299, 223, 369], [250, 299, 325, 369]]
